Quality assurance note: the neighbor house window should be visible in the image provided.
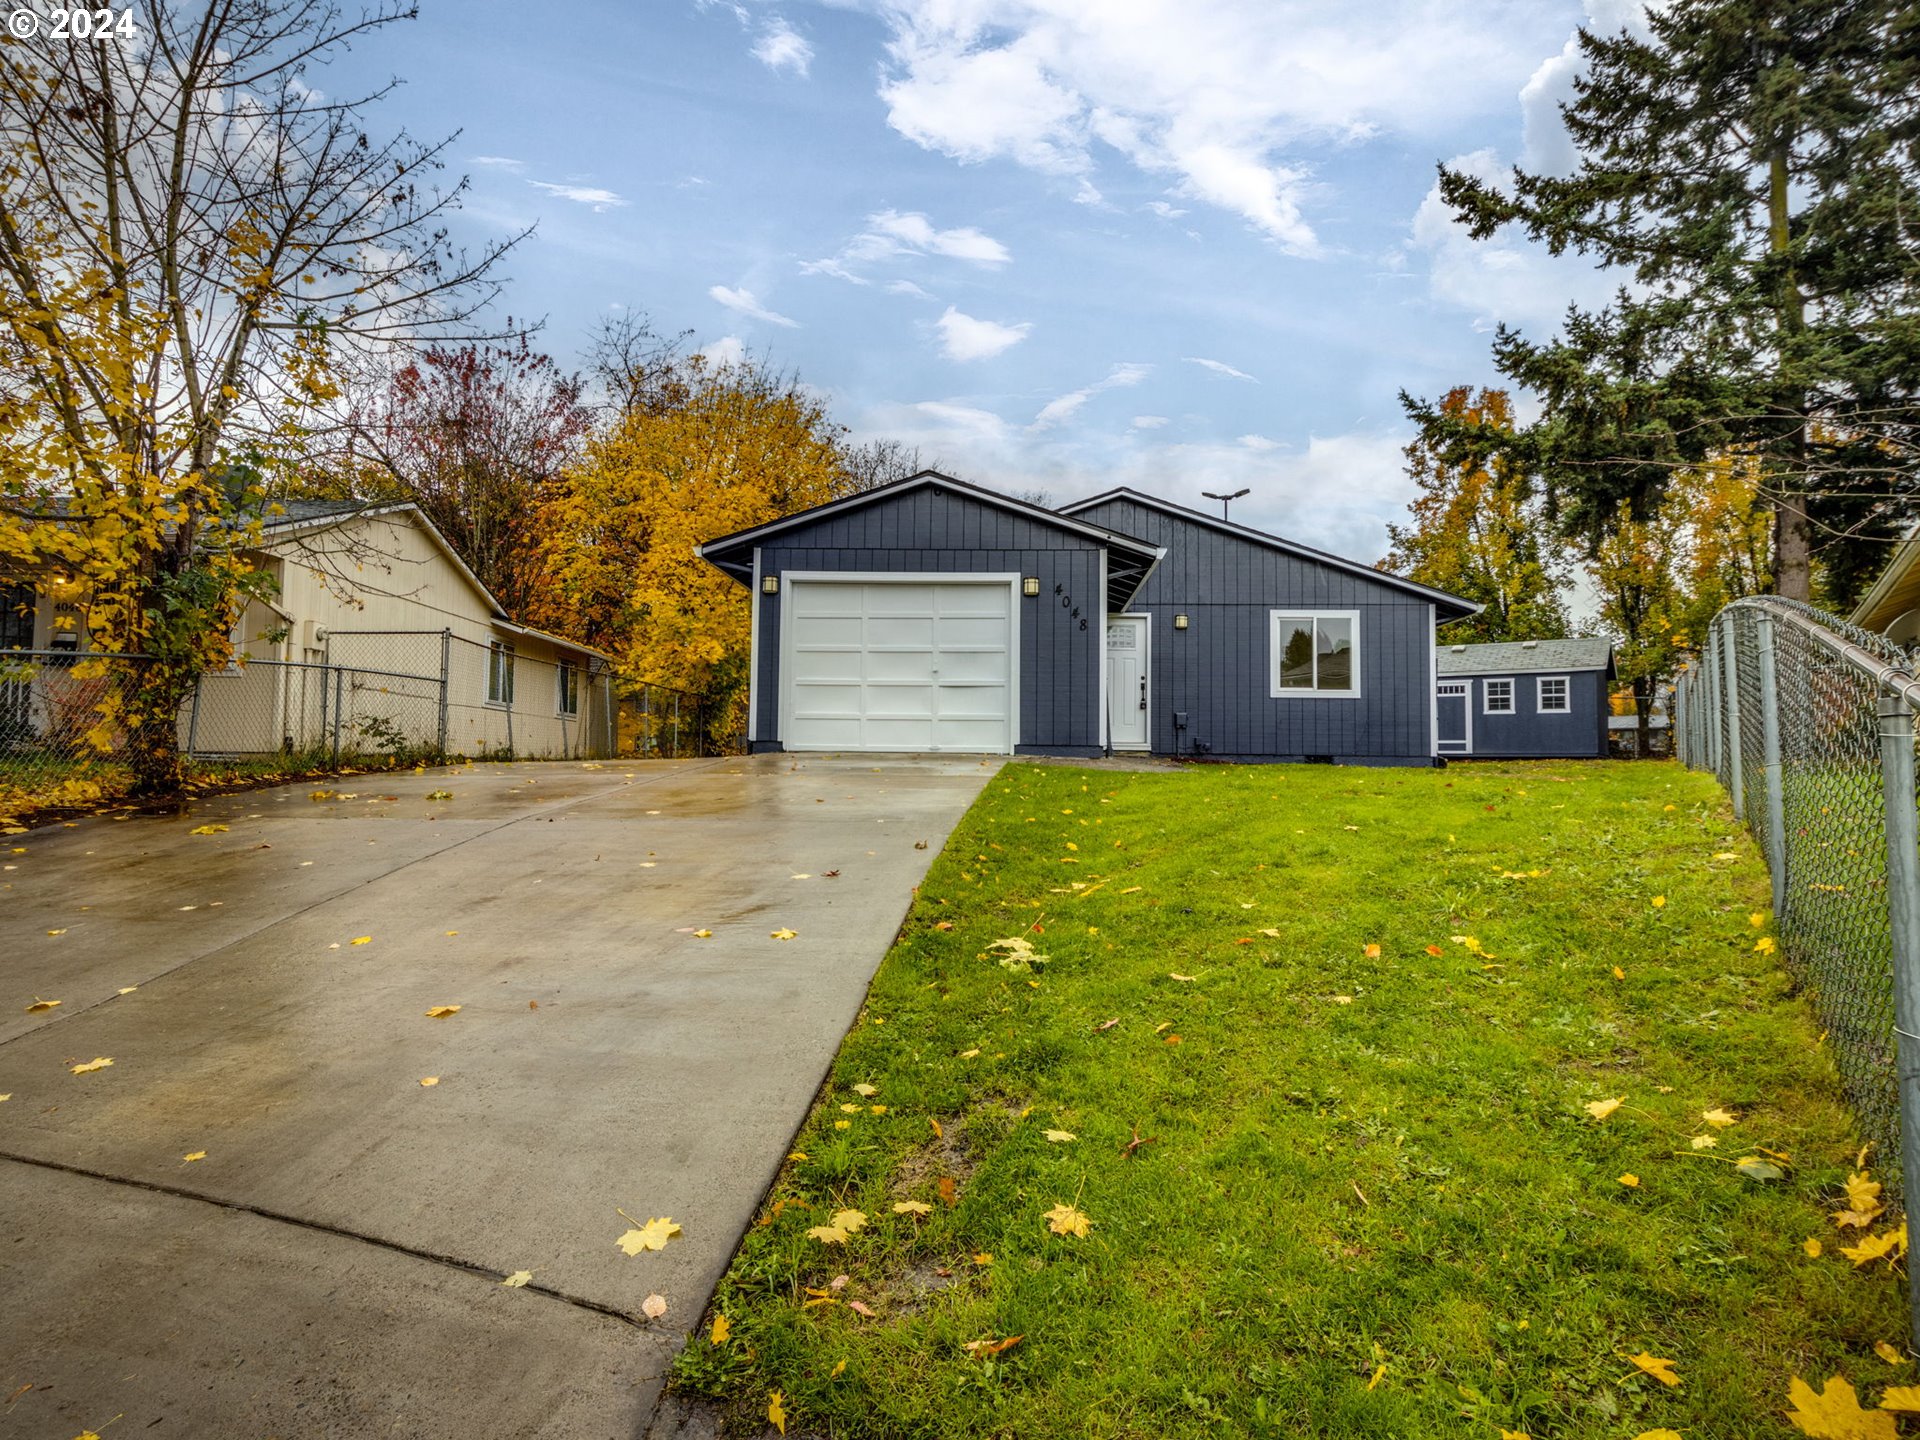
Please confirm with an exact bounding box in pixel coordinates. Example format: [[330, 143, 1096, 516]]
[[557, 661, 579, 716], [487, 642, 515, 705], [1269, 611, 1360, 697], [1538, 676, 1570, 713], [1484, 678, 1514, 714]]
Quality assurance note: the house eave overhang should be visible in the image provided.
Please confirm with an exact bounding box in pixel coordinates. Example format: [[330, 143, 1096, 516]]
[[1058, 486, 1483, 623], [696, 470, 1167, 611]]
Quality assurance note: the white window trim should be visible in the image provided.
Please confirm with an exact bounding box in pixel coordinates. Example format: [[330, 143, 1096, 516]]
[[1537, 675, 1571, 714], [486, 641, 516, 707], [1483, 677, 1515, 715], [1268, 609, 1362, 699]]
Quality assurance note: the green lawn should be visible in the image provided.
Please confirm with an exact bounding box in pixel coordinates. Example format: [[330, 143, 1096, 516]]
[[674, 760, 1910, 1438]]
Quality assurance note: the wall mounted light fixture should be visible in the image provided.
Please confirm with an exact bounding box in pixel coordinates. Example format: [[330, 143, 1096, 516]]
[[1174, 613, 1189, 630], [761, 575, 780, 594], [1022, 576, 1041, 596]]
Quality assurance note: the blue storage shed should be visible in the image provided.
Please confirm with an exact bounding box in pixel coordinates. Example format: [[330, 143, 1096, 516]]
[[1435, 639, 1615, 759], [697, 473, 1479, 764]]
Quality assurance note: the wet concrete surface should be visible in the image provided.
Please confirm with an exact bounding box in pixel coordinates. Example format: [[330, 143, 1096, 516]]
[[0, 754, 999, 1438]]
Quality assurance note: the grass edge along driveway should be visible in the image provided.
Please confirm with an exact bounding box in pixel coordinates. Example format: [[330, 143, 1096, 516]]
[[674, 760, 1909, 1439]]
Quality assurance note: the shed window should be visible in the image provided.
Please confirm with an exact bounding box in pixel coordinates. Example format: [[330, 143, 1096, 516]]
[[557, 661, 580, 716], [1269, 611, 1360, 698], [487, 642, 515, 705], [1484, 678, 1514, 714], [1538, 676, 1570, 713]]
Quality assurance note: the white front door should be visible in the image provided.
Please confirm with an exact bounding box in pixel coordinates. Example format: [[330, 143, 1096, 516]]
[[1437, 680, 1470, 754], [783, 578, 1015, 753], [1106, 615, 1149, 749]]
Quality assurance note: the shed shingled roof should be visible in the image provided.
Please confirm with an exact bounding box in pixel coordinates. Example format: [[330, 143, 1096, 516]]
[[1438, 638, 1615, 675]]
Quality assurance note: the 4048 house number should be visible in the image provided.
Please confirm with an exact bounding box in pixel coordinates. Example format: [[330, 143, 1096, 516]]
[[1054, 583, 1090, 632]]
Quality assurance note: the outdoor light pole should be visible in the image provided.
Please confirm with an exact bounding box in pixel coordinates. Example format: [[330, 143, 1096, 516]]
[[1202, 487, 1250, 520]]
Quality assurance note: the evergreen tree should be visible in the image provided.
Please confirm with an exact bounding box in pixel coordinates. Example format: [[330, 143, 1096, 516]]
[[1382, 387, 1571, 643], [1419, 0, 1920, 605]]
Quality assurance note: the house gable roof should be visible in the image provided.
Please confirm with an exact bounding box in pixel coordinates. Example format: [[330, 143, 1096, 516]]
[[1851, 524, 1920, 634], [261, 501, 614, 663], [697, 470, 1168, 611], [1057, 487, 1482, 622], [1438, 638, 1616, 676]]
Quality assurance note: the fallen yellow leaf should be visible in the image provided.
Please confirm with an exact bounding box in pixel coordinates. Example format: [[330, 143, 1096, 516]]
[[1880, 1385, 1920, 1412], [1876, 1341, 1906, 1366], [1585, 1097, 1624, 1121], [424, 1005, 461, 1018], [1784, 1374, 1895, 1437], [768, 1390, 788, 1436], [1806, 1238, 1824, 1257], [1702, 1107, 1737, 1128], [615, 1216, 682, 1255], [1619, 1174, 1640, 1188], [25, 998, 60, 1013], [1692, 1133, 1719, 1150], [831, 1358, 846, 1377], [188, 824, 228, 835], [692, 929, 713, 939], [182, 1151, 206, 1162], [1651, 895, 1666, 908], [1045, 1202, 1092, 1237], [70, 1057, 113, 1074], [853, 1083, 878, 1097], [710, 1314, 731, 1345], [501, 1270, 532, 1287], [1363, 943, 1381, 958], [1628, 1352, 1679, 1387], [1756, 936, 1778, 954], [893, 1200, 933, 1215], [419, 1076, 439, 1087], [1843, 1226, 1908, 1268], [351, 936, 372, 946], [1612, 966, 1626, 980], [770, 928, 797, 941], [1751, 911, 1768, 926], [1044, 1129, 1076, 1143]]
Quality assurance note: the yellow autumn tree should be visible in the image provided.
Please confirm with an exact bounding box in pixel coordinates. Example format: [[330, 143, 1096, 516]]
[[530, 358, 856, 743], [0, 4, 516, 793]]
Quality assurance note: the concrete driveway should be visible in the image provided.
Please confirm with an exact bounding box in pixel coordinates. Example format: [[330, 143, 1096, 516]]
[[0, 754, 999, 1438]]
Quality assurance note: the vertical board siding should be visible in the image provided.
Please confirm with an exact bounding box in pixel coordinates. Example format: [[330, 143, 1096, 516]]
[[1454, 669, 1612, 758], [753, 484, 1105, 751], [1074, 498, 1435, 762]]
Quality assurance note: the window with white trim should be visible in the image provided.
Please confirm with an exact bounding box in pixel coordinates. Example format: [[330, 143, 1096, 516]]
[[557, 660, 580, 716], [1484, 678, 1514, 713], [487, 642, 515, 705], [1269, 611, 1360, 697], [1538, 675, 1570, 713]]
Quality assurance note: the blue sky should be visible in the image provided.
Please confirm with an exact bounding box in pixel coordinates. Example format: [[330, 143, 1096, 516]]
[[331, 0, 1635, 563]]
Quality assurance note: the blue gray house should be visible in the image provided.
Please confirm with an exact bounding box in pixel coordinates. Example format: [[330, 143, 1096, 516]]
[[696, 472, 1479, 764], [1435, 638, 1615, 759]]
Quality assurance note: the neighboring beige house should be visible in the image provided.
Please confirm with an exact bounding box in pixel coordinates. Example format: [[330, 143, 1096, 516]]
[[11, 501, 616, 760], [1851, 527, 1920, 645]]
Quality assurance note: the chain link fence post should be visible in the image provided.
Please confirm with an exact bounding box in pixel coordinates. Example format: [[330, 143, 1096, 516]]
[[1721, 615, 1745, 818], [1878, 692, 1920, 1352], [331, 666, 344, 765], [1754, 614, 1788, 921], [436, 629, 451, 759]]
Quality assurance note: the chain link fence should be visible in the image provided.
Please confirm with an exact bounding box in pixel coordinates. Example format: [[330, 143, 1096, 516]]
[[1677, 597, 1920, 1204], [1, 636, 731, 821]]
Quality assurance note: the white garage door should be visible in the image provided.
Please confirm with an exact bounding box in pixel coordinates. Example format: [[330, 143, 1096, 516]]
[[783, 578, 1015, 753]]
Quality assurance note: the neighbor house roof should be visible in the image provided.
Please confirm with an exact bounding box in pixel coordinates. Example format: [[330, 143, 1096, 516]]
[[1850, 524, 1920, 634], [1438, 638, 1615, 676], [1056, 487, 1482, 623], [260, 500, 616, 665], [697, 470, 1168, 612]]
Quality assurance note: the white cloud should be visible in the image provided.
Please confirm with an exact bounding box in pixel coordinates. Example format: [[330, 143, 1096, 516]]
[[804, 210, 1011, 284], [528, 180, 626, 212], [699, 335, 747, 368], [936, 305, 1031, 361], [472, 155, 525, 171], [709, 285, 801, 328], [1407, 147, 1619, 330], [886, 279, 935, 299], [1184, 356, 1258, 382], [753, 16, 814, 76], [1131, 414, 1169, 429], [1029, 362, 1152, 430], [1144, 200, 1187, 219], [872, 0, 1565, 253], [1238, 433, 1280, 451]]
